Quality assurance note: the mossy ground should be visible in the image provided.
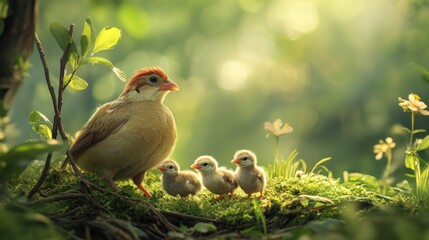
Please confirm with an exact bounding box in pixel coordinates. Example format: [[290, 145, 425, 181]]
[[4, 164, 428, 239]]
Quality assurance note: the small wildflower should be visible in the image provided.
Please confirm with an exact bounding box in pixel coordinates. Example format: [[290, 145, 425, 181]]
[[264, 119, 293, 137], [398, 93, 429, 115], [373, 137, 396, 160]]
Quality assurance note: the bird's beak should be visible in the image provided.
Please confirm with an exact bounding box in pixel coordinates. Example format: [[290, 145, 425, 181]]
[[231, 159, 240, 164], [159, 78, 179, 91], [157, 165, 167, 171], [191, 163, 201, 169]]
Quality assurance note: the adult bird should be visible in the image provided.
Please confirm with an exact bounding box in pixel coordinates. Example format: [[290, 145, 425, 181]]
[[65, 67, 178, 198], [231, 150, 266, 198]]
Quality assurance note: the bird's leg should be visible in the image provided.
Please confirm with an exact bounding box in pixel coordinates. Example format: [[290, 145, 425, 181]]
[[106, 178, 121, 192], [132, 172, 152, 198], [229, 191, 235, 200], [259, 191, 265, 199], [247, 193, 252, 198], [215, 194, 224, 200]]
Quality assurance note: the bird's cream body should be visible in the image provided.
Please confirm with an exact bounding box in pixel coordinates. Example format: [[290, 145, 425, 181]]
[[200, 168, 237, 195], [235, 166, 266, 195], [76, 99, 177, 181], [161, 171, 202, 197]]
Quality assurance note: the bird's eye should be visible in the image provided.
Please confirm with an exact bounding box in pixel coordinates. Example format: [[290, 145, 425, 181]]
[[242, 157, 249, 161], [149, 76, 158, 84], [168, 165, 174, 169], [202, 162, 209, 167]]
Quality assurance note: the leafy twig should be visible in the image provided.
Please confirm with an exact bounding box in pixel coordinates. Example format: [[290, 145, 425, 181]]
[[27, 29, 71, 199]]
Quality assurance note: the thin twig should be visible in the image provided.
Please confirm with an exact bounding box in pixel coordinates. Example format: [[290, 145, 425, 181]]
[[27, 192, 85, 206], [49, 207, 81, 220]]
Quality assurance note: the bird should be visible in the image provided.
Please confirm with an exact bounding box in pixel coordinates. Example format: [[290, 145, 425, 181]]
[[157, 160, 202, 198], [231, 150, 266, 198], [65, 67, 179, 198], [191, 156, 238, 200]]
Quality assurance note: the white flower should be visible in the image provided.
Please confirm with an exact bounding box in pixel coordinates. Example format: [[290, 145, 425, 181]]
[[398, 93, 429, 115], [264, 119, 293, 137], [373, 137, 396, 160]]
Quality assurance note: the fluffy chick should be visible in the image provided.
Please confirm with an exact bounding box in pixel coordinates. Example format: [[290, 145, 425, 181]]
[[191, 156, 238, 200], [157, 160, 202, 197], [231, 150, 266, 198], [66, 67, 179, 198]]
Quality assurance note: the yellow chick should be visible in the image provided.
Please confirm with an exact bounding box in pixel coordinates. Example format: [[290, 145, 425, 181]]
[[231, 150, 266, 198], [157, 160, 202, 197], [191, 156, 238, 200]]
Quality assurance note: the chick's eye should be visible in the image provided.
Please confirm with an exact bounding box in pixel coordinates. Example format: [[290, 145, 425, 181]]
[[202, 162, 209, 167], [168, 165, 174, 169], [242, 157, 249, 161], [149, 76, 158, 84]]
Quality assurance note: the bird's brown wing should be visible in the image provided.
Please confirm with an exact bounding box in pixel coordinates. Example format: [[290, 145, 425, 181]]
[[254, 167, 266, 184], [70, 101, 130, 158], [222, 171, 238, 188]]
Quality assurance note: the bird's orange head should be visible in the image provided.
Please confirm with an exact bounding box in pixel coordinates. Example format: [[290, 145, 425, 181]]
[[120, 67, 179, 101]]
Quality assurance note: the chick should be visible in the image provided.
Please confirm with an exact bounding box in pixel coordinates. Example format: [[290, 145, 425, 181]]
[[231, 150, 266, 198], [191, 156, 238, 200], [157, 160, 202, 198]]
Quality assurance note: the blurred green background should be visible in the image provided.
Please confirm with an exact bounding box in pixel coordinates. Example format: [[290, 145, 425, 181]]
[[6, 0, 429, 179]]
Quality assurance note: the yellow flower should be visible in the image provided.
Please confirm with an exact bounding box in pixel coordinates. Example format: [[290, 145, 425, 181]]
[[398, 93, 429, 115], [373, 137, 396, 160], [264, 119, 293, 137]]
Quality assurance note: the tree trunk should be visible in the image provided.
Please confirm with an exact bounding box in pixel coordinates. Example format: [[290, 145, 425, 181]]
[[0, 0, 37, 114]]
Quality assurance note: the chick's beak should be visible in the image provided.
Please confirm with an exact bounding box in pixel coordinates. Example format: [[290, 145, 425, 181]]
[[157, 165, 167, 172], [159, 78, 179, 91], [191, 163, 201, 169], [231, 159, 240, 164]]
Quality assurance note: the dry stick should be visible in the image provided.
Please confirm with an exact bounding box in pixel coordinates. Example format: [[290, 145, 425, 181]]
[[82, 180, 178, 232], [27, 192, 85, 206]]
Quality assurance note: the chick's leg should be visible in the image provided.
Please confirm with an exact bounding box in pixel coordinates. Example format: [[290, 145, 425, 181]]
[[132, 171, 152, 198]]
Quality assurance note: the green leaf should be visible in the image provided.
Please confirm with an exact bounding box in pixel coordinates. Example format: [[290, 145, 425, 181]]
[[85, 56, 114, 68], [69, 52, 80, 71], [64, 74, 72, 86], [417, 135, 429, 151], [29, 110, 52, 126], [167, 232, 185, 239], [412, 129, 426, 135], [84, 57, 126, 82], [310, 157, 331, 174], [405, 154, 416, 170], [92, 27, 121, 54], [0, 140, 65, 182], [191, 222, 217, 234], [32, 125, 52, 140], [69, 75, 88, 91], [49, 22, 70, 51], [402, 127, 412, 134], [80, 17, 95, 57]]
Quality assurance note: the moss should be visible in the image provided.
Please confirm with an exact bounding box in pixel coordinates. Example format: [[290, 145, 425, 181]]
[[5, 167, 426, 239]]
